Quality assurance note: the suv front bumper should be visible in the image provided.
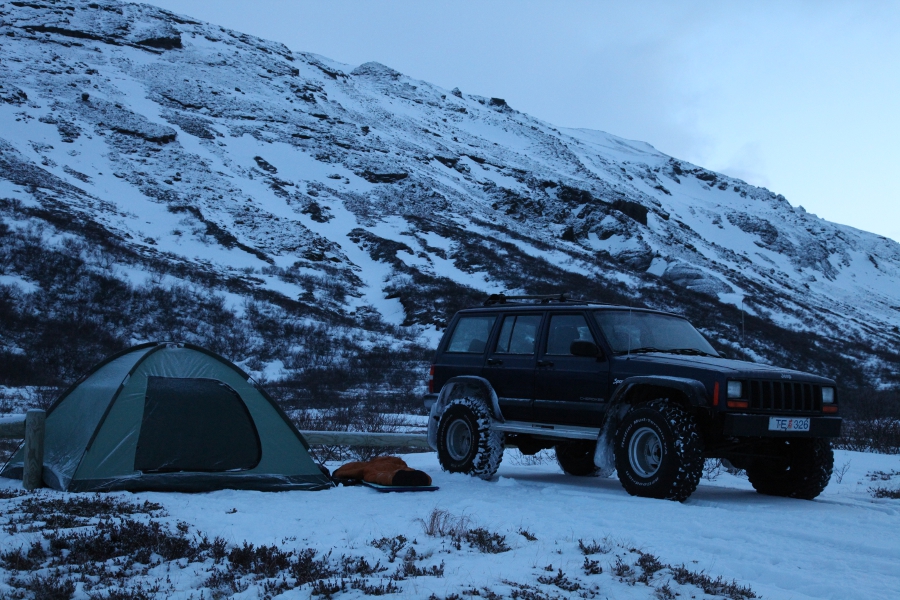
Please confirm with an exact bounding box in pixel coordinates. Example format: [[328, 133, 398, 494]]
[[723, 414, 842, 438]]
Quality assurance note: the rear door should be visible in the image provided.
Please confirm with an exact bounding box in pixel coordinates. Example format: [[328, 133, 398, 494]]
[[483, 312, 543, 422], [533, 312, 610, 426], [434, 313, 497, 388]]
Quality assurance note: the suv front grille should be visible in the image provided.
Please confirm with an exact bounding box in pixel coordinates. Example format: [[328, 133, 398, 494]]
[[747, 380, 822, 413]]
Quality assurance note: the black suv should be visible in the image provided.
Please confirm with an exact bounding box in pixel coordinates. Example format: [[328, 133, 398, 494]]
[[424, 295, 840, 501]]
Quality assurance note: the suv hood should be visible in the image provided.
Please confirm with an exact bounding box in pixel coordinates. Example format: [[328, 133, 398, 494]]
[[616, 353, 835, 384]]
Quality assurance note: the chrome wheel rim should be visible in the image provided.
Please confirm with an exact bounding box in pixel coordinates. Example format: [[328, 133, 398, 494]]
[[446, 419, 473, 461], [629, 426, 663, 478]]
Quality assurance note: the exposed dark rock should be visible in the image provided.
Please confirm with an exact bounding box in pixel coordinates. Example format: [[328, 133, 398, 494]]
[[167, 205, 272, 263], [0, 84, 28, 105], [558, 185, 593, 205], [20, 24, 118, 45], [662, 262, 733, 295], [253, 156, 278, 174], [136, 33, 182, 50], [63, 165, 91, 183], [82, 98, 177, 143], [611, 200, 648, 226], [433, 156, 458, 168], [162, 111, 216, 139], [350, 61, 401, 80], [359, 171, 408, 184], [727, 213, 779, 246], [301, 201, 331, 223], [39, 114, 82, 143]]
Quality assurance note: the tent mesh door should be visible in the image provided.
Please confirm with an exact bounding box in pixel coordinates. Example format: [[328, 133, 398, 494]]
[[135, 377, 261, 472]]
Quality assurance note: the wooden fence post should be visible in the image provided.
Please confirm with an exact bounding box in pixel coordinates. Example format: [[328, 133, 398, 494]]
[[23, 409, 45, 491]]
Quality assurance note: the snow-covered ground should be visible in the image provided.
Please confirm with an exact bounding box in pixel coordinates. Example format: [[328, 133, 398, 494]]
[[1, 448, 897, 599]]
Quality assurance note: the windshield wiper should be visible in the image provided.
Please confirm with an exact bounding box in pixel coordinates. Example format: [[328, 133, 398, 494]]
[[668, 348, 719, 357], [615, 346, 667, 355], [615, 347, 719, 357]]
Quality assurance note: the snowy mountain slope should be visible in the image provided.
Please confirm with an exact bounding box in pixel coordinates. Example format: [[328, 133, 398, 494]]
[[0, 0, 898, 387]]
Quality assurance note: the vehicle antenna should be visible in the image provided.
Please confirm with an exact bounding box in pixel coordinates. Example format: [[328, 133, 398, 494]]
[[628, 308, 632, 358], [741, 297, 745, 351]]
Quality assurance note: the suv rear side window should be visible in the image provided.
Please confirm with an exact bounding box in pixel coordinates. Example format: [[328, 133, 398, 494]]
[[446, 315, 496, 353], [495, 314, 542, 354]]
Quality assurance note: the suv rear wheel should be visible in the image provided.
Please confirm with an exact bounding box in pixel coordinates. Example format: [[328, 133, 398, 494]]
[[555, 441, 601, 477], [746, 438, 833, 499], [614, 400, 703, 501], [436, 397, 503, 480]]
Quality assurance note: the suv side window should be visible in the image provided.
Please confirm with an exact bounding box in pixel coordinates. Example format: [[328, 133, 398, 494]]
[[546, 314, 595, 355], [446, 315, 496, 353], [495, 314, 542, 354]]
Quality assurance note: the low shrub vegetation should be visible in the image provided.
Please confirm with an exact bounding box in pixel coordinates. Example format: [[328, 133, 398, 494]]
[[833, 389, 900, 454], [420, 509, 509, 554], [0, 493, 769, 600]]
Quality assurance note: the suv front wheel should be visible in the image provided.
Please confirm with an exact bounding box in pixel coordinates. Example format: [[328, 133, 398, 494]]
[[614, 400, 703, 501], [436, 397, 504, 480]]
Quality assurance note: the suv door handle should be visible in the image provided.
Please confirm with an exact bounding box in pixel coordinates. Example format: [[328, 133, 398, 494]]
[[486, 358, 503, 366], [536, 360, 554, 368]]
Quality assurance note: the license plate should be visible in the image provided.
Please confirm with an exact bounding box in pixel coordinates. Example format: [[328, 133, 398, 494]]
[[768, 417, 810, 432]]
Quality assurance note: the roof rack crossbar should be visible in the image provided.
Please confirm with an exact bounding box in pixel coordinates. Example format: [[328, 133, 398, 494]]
[[483, 293, 570, 306]]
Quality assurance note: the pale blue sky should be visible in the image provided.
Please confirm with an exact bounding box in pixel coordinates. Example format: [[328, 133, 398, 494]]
[[143, 1, 900, 242]]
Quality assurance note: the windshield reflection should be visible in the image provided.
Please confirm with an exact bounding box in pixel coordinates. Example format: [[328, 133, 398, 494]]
[[594, 310, 719, 356]]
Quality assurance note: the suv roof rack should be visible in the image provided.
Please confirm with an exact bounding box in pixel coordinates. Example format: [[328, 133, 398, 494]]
[[483, 293, 585, 306], [481, 294, 621, 307]]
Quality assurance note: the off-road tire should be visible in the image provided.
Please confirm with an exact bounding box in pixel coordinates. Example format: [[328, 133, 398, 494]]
[[555, 441, 601, 477], [614, 400, 703, 501], [436, 398, 503, 480], [746, 438, 833, 500]]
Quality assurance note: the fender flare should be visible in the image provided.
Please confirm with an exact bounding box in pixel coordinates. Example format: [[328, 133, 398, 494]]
[[427, 376, 504, 451], [593, 375, 708, 472], [609, 375, 709, 408]]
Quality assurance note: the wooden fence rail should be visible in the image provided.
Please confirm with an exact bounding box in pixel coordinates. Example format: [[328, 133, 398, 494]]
[[0, 409, 45, 490], [299, 431, 431, 449]]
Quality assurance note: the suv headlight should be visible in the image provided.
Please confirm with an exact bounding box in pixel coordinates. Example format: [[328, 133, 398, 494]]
[[822, 387, 835, 404], [726, 381, 743, 399]]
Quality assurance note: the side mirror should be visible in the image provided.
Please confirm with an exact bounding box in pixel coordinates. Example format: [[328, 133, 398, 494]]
[[570, 340, 601, 358]]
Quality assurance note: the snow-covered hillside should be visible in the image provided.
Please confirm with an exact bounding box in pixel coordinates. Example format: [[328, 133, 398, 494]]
[[1, 0, 898, 387]]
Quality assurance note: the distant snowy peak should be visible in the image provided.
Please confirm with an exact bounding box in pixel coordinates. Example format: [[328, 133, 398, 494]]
[[0, 0, 898, 385]]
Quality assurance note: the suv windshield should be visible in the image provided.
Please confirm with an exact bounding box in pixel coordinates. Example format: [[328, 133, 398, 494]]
[[594, 310, 719, 356]]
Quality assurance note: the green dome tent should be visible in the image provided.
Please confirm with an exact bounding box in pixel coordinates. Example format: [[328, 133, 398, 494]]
[[1, 342, 332, 492]]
